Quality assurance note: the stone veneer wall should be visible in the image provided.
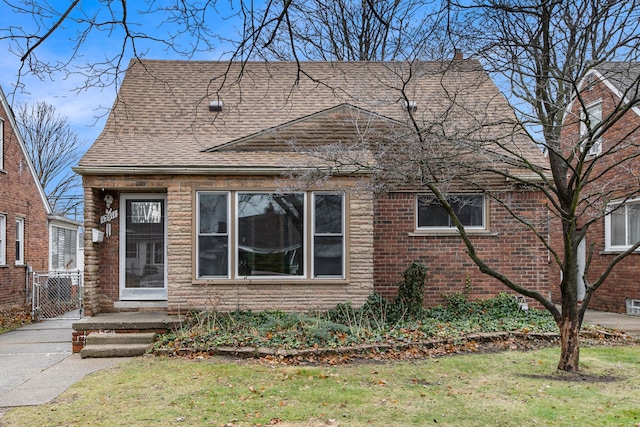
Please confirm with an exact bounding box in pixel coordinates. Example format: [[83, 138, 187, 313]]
[[81, 174, 374, 314]]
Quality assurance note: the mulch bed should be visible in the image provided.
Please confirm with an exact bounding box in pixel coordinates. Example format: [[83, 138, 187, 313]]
[[153, 328, 638, 365]]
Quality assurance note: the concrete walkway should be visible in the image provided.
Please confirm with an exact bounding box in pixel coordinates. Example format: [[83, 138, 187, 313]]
[[0, 319, 128, 418], [0, 309, 638, 420], [583, 309, 640, 337]]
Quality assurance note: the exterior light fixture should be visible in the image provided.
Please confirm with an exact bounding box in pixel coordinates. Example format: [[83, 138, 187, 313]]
[[209, 100, 223, 112]]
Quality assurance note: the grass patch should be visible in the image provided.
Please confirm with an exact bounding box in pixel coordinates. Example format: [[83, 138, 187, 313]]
[[2, 346, 640, 426]]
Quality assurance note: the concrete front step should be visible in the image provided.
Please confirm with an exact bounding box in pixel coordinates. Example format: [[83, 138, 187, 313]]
[[80, 332, 157, 358], [86, 332, 156, 346], [81, 343, 153, 358], [72, 312, 182, 354]]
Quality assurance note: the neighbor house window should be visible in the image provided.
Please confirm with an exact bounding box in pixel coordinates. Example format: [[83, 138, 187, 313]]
[[0, 118, 4, 170], [0, 214, 6, 265], [417, 194, 485, 229], [605, 199, 640, 251], [196, 191, 345, 280], [50, 225, 78, 270], [580, 101, 602, 157], [15, 217, 24, 264]]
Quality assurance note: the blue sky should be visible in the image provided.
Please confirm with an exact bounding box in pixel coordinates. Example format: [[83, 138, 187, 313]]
[[0, 1, 243, 152]]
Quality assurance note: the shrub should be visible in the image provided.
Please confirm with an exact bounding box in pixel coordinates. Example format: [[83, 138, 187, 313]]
[[395, 262, 428, 318]]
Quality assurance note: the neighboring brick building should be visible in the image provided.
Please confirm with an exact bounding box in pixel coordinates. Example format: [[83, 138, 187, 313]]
[[0, 85, 82, 312], [553, 62, 640, 314], [75, 59, 551, 315], [0, 85, 51, 310]]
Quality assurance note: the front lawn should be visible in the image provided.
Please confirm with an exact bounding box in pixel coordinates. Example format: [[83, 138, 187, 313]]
[[2, 346, 639, 426]]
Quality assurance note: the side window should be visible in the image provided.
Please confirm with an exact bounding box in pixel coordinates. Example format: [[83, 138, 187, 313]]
[[15, 217, 24, 265], [417, 194, 485, 229], [313, 193, 344, 278], [0, 118, 4, 170], [197, 192, 229, 278], [580, 101, 602, 157], [606, 200, 640, 250], [0, 214, 6, 265]]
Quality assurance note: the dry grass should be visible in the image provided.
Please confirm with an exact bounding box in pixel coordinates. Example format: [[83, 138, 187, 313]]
[[2, 345, 639, 426]]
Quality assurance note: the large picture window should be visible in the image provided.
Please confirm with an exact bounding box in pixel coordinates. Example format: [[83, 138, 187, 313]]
[[606, 199, 640, 251], [417, 194, 485, 230], [238, 193, 304, 277], [196, 191, 345, 280]]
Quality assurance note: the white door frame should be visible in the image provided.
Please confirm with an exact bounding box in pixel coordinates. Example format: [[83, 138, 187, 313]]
[[119, 193, 168, 301]]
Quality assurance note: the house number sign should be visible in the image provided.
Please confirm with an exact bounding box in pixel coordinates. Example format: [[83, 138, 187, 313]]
[[100, 194, 118, 237]]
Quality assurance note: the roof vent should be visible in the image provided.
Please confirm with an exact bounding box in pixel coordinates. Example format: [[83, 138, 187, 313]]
[[404, 100, 418, 113], [209, 100, 223, 112]]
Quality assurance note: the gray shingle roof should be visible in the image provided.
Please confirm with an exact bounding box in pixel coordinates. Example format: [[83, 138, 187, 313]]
[[78, 59, 542, 173]]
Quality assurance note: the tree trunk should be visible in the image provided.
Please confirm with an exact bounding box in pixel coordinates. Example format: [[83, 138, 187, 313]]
[[557, 311, 581, 371]]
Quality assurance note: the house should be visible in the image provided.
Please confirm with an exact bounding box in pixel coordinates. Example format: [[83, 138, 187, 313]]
[[0, 85, 82, 311], [74, 59, 551, 316], [555, 62, 640, 314]]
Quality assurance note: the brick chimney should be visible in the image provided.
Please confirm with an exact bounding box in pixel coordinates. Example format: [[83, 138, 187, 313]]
[[454, 49, 463, 60]]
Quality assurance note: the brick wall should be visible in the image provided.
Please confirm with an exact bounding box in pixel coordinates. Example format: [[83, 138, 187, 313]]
[[552, 76, 640, 313], [81, 174, 374, 314], [374, 190, 550, 307], [0, 103, 49, 310]]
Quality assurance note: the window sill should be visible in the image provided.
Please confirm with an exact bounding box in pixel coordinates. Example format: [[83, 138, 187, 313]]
[[14, 263, 26, 268], [600, 249, 640, 255], [0, 168, 6, 174], [192, 278, 349, 286], [409, 229, 498, 237], [0, 264, 8, 268]]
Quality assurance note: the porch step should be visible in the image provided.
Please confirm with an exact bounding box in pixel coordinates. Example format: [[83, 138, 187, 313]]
[[72, 311, 182, 354], [81, 332, 157, 358]]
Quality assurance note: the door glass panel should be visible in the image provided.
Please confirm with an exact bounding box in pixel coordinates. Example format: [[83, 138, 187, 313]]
[[125, 200, 164, 289]]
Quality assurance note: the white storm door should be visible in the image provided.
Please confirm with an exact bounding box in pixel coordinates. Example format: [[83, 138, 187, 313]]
[[120, 194, 168, 300]]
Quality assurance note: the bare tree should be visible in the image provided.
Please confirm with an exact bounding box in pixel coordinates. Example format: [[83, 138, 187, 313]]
[[276, 1, 640, 372], [240, 0, 445, 61], [17, 101, 84, 216], [438, 0, 640, 371]]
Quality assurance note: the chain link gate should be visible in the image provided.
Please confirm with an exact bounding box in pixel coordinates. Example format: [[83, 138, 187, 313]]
[[32, 270, 83, 320]]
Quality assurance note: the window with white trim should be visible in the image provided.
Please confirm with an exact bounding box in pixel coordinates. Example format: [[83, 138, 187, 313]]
[[417, 194, 485, 230], [197, 192, 229, 278], [0, 214, 6, 265], [196, 191, 345, 280], [313, 193, 344, 277], [51, 225, 78, 270], [15, 217, 24, 265], [580, 101, 602, 157], [605, 199, 640, 251], [0, 118, 4, 170]]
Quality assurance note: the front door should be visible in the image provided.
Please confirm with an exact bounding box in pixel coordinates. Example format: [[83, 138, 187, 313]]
[[120, 194, 168, 300]]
